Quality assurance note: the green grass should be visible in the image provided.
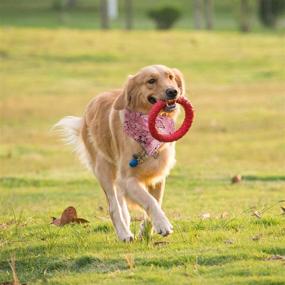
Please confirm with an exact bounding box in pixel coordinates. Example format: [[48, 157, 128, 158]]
[[0, 27, 285, 284]]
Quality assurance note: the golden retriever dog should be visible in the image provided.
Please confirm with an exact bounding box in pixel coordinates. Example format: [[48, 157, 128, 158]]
[[55, 65, 185, 241]]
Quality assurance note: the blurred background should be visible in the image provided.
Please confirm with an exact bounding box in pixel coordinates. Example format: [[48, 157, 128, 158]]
[[1, 0, 285, 31]]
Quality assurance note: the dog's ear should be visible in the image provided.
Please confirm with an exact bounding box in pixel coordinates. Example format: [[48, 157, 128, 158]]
[[113, 75, 135, 110], [172, 68, 185, 96]]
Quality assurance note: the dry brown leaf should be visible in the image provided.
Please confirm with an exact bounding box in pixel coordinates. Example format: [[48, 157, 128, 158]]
[[252, 234, 262, 241], [51, 217, 61, 226], [231, 175, 242, 184], [153, 241, 169, 246], [281, 206, 285, 215], [265, 255, 285, 261], [0, 223, 9, 230], [252, 210, 262, 219], [51, 206, 89, 226]]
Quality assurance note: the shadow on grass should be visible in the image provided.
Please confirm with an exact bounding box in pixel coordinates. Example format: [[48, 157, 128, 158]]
[[0, 250, 252, 283], [0, 176, 94, 188], [262, 246, 285, 256], [243, 175, 285, 182]]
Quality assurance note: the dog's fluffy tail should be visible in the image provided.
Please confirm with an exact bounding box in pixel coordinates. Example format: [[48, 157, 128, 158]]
[[53, 116, 92, 171]]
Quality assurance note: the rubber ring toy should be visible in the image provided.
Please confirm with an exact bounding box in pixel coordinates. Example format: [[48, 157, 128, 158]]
[[148, 96, 194, 142]]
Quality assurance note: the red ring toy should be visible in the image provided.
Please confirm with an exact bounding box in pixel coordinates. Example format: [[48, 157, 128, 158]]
[[148, 96, 194, 142]]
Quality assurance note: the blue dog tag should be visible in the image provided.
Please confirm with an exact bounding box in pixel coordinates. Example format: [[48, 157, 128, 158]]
[[129, 158, 139, 168]]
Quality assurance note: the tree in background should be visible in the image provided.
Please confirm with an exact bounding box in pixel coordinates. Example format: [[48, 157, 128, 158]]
[[125, 0, 133, 30], [66, 0, 76, 9], [259, 0, 285, 27], [194, 0, 203, 29], [194, 0, 214, 30], [148, 6, 181, 30], [204, 0, 213, 30], [240, 0, 251, 32], [100, 0, 109, 29]]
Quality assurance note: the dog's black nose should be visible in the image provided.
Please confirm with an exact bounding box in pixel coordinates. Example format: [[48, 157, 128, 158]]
[[165, 88, 178, 99]]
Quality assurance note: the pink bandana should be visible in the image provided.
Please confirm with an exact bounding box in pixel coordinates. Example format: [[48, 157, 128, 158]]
[[124, 109, 175, 156]]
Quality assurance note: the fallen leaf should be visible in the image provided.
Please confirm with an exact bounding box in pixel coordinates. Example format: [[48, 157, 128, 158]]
[[153, 241, 169, 246], [51, 217, 61, 226], [98, 206, 104, 212], [252, 234, 262, 241], [231, 175, 242, 184], [200, 212, 211, 220], [281, 206, 285, 215], [252, 210, 262, 219], [0, 223, 8, 230], [265, 255, 285, 261], [51, 206, 89, 226]]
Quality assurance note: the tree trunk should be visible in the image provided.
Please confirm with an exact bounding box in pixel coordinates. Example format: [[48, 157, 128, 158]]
[[108, 0, 118, 20], [125, 0, 133, 30], [240, 0, 250, 32], [100, 0, 110, 29], [66, 0, 76, 8], [264, 0, 274, 26], [194, 0, 202, 29], [204, 0, 213, 30]]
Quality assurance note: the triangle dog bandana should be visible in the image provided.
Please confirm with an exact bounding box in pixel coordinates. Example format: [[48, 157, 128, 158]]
[[123, 109, 175, 156]]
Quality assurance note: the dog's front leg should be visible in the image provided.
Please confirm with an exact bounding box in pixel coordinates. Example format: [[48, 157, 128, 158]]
[[139, 179, 166, 238], [118, 177, 172, 236]]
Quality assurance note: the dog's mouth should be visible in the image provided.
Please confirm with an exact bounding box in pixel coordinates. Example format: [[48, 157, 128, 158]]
[[148, 96, 177, 112], [164, 99, 177, 112]]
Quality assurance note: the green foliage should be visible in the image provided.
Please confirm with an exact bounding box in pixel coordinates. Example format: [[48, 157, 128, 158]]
[[147, 6, 181, 30], [258, 0, 285, 27], [52, 0, 65, 11]]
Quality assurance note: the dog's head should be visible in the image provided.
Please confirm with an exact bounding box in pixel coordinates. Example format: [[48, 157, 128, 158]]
[[114, 65, 185, 113]]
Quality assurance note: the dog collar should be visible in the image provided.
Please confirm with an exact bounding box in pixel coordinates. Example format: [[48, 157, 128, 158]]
[[123, 109, 175, 165]]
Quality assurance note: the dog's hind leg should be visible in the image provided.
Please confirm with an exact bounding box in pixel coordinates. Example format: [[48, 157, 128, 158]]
[[139, 179, 166, 238], [94, 155, 133, 242]]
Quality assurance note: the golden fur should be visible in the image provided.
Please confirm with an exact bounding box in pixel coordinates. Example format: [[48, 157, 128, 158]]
[[55, 65, 186, 241]]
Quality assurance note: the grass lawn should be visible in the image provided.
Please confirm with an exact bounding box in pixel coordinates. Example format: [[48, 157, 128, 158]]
[[0, 27, 285, 284]]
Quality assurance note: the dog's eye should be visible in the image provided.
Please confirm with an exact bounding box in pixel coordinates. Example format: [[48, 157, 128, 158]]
[[147, 78, 156, 84], [169, 74, 174, 80]]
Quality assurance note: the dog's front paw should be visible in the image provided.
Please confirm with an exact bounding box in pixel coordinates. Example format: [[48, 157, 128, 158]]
[[153, 216, 173, 237], [117, 230, 134, 242]]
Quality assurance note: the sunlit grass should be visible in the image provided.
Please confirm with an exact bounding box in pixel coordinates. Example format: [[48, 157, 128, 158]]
[[0, 28, 285, 284]]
